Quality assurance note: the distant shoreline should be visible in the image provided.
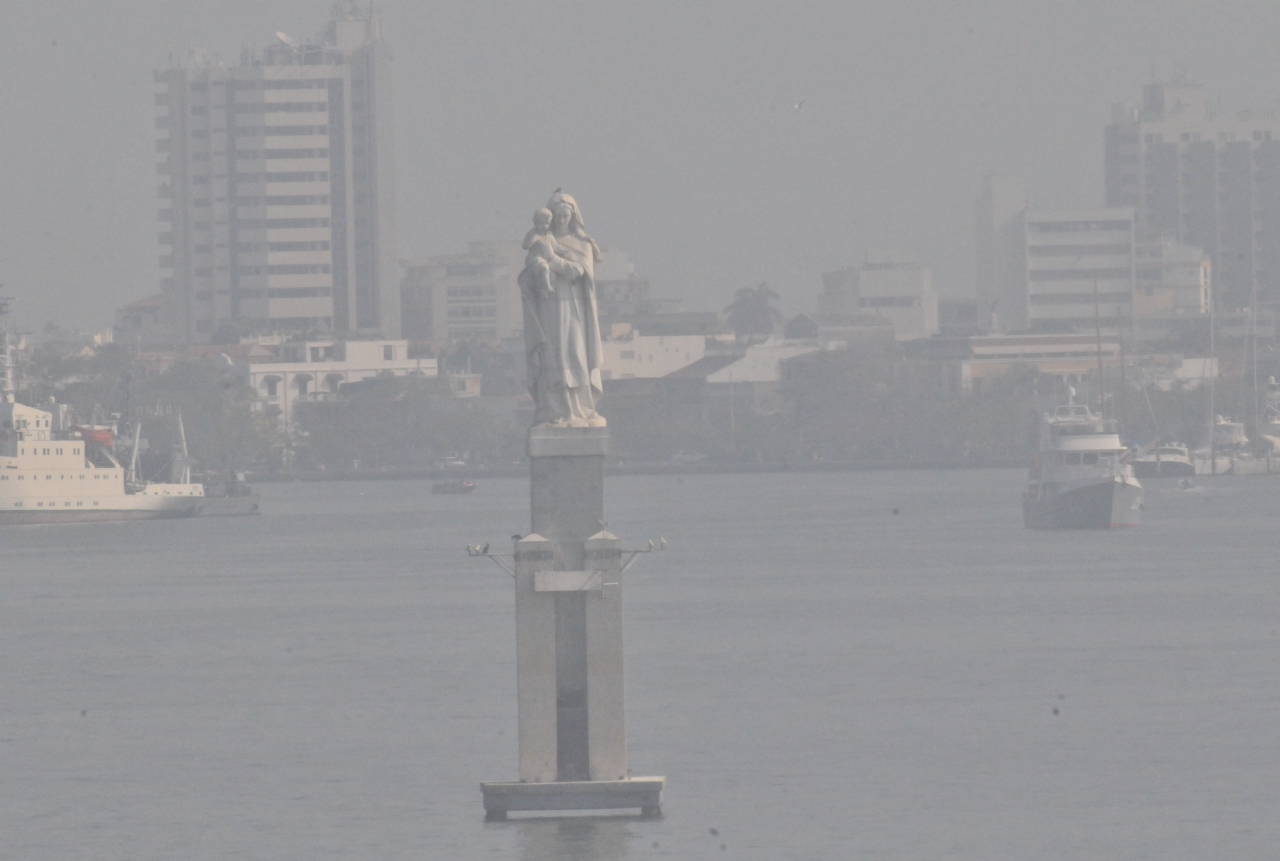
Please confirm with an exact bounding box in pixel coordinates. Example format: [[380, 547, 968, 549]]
[[248, 458, 1027, 483]]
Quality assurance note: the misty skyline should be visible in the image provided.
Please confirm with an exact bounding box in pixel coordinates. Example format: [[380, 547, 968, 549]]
[[5, 1, 1280, 331]]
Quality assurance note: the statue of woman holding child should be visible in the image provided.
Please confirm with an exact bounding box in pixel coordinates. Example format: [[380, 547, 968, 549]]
[[519, 191, 606, 428]]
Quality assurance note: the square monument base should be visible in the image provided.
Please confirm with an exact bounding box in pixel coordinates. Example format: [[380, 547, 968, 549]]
[[481, 777, 664, 821]]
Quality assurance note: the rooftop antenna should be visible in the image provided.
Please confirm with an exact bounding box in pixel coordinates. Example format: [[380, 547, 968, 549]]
[[276, 31, 298, 49]]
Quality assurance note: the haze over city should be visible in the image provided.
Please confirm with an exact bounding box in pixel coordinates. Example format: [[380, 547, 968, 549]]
[[5, 4, 1280, 858], [5, 2, 1280, 329]]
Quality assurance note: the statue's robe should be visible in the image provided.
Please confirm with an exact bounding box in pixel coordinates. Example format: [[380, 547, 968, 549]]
[[521, 232, 603, 425]]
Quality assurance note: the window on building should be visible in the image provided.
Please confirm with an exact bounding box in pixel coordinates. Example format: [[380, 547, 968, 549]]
[[383, 345, 395, 360]]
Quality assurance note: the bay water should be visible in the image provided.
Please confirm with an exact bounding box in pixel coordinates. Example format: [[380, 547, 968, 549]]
[[3, 470, 1278, 859]]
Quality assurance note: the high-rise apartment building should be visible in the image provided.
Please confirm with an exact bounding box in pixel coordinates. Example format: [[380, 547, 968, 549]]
[[154, 5, 397, 343], [1105, 76, 1280, 310]]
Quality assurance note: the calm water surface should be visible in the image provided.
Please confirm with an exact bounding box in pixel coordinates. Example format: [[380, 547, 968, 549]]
[[3, 470, 1278, 859]]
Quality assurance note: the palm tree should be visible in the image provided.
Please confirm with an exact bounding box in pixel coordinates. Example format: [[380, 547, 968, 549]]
[[724, 282, 783, 337]]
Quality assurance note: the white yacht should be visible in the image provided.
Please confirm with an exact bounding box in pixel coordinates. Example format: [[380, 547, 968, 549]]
[[1192, 416, 1248, 475], [1131, 442, 1196, 478], [1023, 398, 1143, 529], [1, 401, 205, 524]]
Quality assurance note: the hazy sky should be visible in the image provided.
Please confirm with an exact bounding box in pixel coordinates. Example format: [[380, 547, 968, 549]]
[[4, 1, 1280, 332]]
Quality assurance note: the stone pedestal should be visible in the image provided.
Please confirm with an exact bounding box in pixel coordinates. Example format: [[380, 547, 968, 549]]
[[481, 427, 663, 819]]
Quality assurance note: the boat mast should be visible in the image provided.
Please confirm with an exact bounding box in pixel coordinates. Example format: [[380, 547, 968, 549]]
[[129, 421, 142, 485], [1251, 275, 1261, 446], [1208, 276, 1217, 474], [1094, 279, 1105, 416], [177, 410, 190, 484]]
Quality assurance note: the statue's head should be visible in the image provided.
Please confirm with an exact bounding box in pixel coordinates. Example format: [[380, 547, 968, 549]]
[[550, 204, 572, 235], [532, 208, 553, 232], [547, 191, 585, 238]]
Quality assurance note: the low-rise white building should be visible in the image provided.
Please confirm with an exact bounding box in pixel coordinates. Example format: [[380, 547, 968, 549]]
[[704, 337, 822, 384], [857, 260, 939, 342], [818, 260, 939, 342], [245, 338, 436, 426], [600, 327, 705, 380]]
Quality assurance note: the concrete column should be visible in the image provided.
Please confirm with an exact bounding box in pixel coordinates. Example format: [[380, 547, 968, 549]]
[[554, 590, 589, 780], [526, 427, 611, 782], [515, 534, 557, 782], [584, 530, 626, 781]]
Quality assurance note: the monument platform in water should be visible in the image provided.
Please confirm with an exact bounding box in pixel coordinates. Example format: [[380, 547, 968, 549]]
[[476, 425, 664, 820]]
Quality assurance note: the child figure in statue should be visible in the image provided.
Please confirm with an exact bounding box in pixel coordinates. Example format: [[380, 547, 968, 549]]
[[521, 208, 577, 297]]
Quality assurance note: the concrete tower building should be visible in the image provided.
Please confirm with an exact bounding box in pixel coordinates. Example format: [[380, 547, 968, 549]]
[[154, 4, 397, 343], [975, 175, 1029, 333], [1105, 75, 1280, 310]]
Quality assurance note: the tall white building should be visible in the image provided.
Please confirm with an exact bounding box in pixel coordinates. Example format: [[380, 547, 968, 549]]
[[1023, 209, 1136, 333], [977, 177, 1136, 333], [154, 5, 397, 343]]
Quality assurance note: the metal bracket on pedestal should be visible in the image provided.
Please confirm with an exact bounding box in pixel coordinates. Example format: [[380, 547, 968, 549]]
[[466, 538, 665, 579], [467, 544, 515, 577], [622, 537, 666, 573]]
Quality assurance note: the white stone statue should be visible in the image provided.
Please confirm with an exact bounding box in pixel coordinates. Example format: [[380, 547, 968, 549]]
[[520, 192, 606, 428]]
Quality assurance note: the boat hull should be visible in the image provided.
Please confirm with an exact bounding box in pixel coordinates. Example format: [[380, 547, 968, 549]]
[[1023, 478, 1143, 529], [0, 505, 199, 525], [1193, 455, 1233, 475], [195, 496, 261, 516], [1132, 459, 1195, 478]]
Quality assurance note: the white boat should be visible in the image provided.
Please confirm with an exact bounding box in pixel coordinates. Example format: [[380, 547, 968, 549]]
[[1258, 377, 1280, 455], [1193, 416, 1251, 475], [1131, 442, 1196, 478], [1, 401, 205, 524], [1023, 399, 1143, 529]]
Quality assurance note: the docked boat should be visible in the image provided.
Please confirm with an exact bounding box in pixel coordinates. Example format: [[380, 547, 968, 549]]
[[1192, 416, 1249, 475], [1131, 442, 1196, 477], [196, 472, 261, 516], [1, 401, 205, 524], [1261, 377, 1280, 453], [1023, 399, 1143, 529]]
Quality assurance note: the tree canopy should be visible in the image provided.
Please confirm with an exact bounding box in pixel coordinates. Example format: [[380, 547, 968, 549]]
[[725, 282, 783, 337]]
